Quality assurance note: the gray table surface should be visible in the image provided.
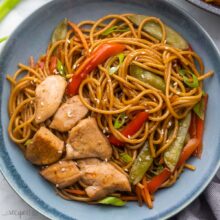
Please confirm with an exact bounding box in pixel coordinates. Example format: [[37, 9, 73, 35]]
[[0, 0, 220, 219]]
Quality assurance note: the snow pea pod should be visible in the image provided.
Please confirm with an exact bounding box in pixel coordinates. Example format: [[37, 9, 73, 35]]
[[164, 112, 191, 172], [128, 14, 189, 50], [130, 64, 165, 92], [51, 18, 68, 43], [129, 142, 153, 185]]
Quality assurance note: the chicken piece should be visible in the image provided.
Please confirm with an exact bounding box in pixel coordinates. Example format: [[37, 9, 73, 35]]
[[66, 118, 112, 160], [25, 127, 64, 165], [40, 160, 82, 188], [78, 159, 131, 200], [50, 95, 89, 132], [35, 75, 67, 124]]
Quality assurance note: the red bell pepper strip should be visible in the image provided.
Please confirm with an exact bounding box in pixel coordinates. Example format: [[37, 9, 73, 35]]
[[195, 94, 208, 158], [66, 43, 126, 96], [108, 111, 149, 147], [176, 138, 199, 169], [189, 112, 197, 138], [147, 168, 171, 194], [49, 56, 57, 74]]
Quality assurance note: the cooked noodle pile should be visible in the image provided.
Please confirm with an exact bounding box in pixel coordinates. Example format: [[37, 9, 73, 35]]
[[7, 14, 213, 208]]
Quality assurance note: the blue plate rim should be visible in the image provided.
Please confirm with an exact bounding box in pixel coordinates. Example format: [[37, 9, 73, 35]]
[[0, 0, 220, 219]]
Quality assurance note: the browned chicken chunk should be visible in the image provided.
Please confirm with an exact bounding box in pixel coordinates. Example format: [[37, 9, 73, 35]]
[[40, 161, 82, 188], [78, 159, 131, 200], [66, 118, 112, 160], [35, 75, 67, 124], [50, 95, 89, 132], [25, 127, 64, 165]]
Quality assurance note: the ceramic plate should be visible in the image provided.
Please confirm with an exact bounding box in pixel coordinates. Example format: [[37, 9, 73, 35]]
[[0, 0, 220, 219], [186, 0, 220, 16]]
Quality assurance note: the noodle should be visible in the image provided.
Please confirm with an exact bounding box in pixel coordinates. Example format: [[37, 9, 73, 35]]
[[7, 14, 212, 208]]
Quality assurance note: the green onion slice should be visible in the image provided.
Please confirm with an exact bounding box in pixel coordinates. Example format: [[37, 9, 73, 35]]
[[98, 197, 126, 206], [179, 69, 199, 88], [120, 153, 132, 163], [114, 113, 126, 129]]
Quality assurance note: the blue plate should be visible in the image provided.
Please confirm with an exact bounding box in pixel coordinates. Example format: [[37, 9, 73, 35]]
[[0, 0, 220, 219]]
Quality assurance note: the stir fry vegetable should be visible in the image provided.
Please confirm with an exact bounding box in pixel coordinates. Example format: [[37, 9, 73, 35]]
[[0, 0, 21, 21], [51, 18, 68, 43], [108, 111, 149, 146], [49, 56, 58, 74], [130, 64, 165, 92], [164, 113, 191, 172], [120, 153, 132, 163], [66, 43, 126, 96], [98, 196, 126, 206], [57, 59, 66, 77], [128, 14, 189, 50], [148, 168, 171, 193], [195, 94, 208, 157], [129, 142, 153, 185], [177, 138, 199, 168], [109, 53, 125, 75], [179, 69, 199, 88], [102, 26, 129, 36], [114, 113, 126, 129]]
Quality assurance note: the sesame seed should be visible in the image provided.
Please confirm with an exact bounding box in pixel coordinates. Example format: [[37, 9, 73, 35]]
[[73, 64, 77, 70], [59, 161, 63, 164], [105, 158, 108, 162], [56, 184, 59, 188], [67, 111, 73, 118], [67, 39, 71, 44], [168, 121, 172, 127], [145, 155, 150, 160], [61, 168, 66, 172], [58, 150, 62, 154], [94, 98, 100, 104], [40, 101, 44, 106], [53, 69, 59, 75], [124, 168, 128, 172], [128, 135, 131, 139], [66, 143, 71, 148]]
